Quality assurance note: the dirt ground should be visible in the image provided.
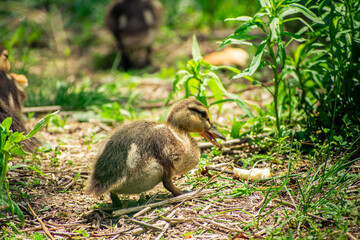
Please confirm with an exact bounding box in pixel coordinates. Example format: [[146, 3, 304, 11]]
[[2, 28, 359, 239], [1, 77, 291, 239]]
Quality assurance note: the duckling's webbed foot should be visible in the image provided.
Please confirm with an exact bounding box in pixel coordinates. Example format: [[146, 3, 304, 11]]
[[110, 192, 122, 207], [162, 177, 182, 197]]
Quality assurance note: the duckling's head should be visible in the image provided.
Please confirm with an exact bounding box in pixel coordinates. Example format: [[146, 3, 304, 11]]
[[166, 96, 226, 146], [0, 46, 10, 73]]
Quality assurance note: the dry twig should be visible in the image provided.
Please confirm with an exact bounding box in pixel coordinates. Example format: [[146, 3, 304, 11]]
[[112, 189, 215, 216], [26, 202, 55, 240], [23, 106, 61, 113], [154, 209, 178, 240], [129, 219, 163, 231]]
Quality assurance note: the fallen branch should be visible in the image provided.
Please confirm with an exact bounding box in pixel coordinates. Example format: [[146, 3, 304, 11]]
[[129, 219, 163, 231], [199, 133, 269, 150], [193, 220, 226, 235], [346, 232, 358, 240], [205, 165, 234, 175], [129, 222, 166, 235], [26, 202, 55, 240], [113, 189, 215, 216], [154, 209, 178, 240], [133, 206, 152, 218], [23, 106, 61, 113]]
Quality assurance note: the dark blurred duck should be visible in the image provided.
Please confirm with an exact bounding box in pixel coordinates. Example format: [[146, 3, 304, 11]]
[[87, 97, 226, 206], [106, 0, 163, 69], [0, 46, 39, 152]]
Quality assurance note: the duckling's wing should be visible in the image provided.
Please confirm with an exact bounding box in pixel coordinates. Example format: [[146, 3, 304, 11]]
[[88, 121, 165, 196]]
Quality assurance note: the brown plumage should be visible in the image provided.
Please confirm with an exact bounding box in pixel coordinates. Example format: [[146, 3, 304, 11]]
[[0, 46, 40, 152], [106, 0, 163, 69], [87, 97, 226, 204]]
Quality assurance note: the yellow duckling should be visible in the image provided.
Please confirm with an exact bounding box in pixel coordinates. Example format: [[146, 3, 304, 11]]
[[87, 97, 226, 205]]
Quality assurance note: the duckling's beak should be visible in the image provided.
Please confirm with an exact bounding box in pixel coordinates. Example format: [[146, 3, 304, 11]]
[[200, 123, 226, 147]]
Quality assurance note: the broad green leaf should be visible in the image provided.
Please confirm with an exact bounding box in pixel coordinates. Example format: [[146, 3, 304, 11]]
[[232, 68, 250, 79], [9, 164, 47, 176], [279, 4, 324, 24], [209, 64, 241, 74], [291, 17, 314, 32], [12, 197, 24, 225], [220, 39, 254, 48], [208, 78, 224, 112], [234, 40, 266, 79], [24, 111, 59, 140], [192, 35, 202, 61], [260, 0, 270, 8], [234, 21, 258, 35], [219, 21, 258, 49], [318, 0, 331, 15], [225, 92, 254, 117], [231, 121, 246, 139], [294, 43, 307, 65], [206, 72, 227, 93], [3, 181, 25, 225], [278, 41, 286, 68], [10, 145, 27, 156], [1, 118, 12, 133], [283, 31, 306, 42], [8, 132, 24, 143], [248, 41, 266, 76], [270, 17, 280, 41], [188, 78, 200, 95]]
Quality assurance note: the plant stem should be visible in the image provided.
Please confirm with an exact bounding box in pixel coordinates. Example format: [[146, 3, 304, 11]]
[[268, 43, 281, 133], [0, 152, 10, 188]]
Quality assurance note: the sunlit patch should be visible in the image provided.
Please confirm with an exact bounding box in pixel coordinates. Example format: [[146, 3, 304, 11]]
[[154, 124, 165, 129]]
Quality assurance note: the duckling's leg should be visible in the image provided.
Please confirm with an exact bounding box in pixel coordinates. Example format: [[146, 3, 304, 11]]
[[120, 51, 133, 70], [144, 46, 152, 66], [162, 176, 182, 196], [110, 192, 122, 207]]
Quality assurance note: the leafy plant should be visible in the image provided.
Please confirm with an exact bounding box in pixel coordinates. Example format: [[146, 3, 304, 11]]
[[169, 35, 254, 117], [220, 0, 324, 134], [0, 111, 58, 224], [305, 0, 360, 144]]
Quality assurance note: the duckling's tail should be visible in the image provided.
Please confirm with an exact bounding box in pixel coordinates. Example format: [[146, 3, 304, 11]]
[[85, 178, 107, 197], [85, 172, 110, 197]]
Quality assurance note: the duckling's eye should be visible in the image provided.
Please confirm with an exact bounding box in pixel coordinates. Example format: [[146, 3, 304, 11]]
[[189, 107, 207, 118]]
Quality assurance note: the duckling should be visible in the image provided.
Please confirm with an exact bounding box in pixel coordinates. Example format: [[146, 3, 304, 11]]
[[87, 97, 226, 205], [105, 0, 163, 69], [0, 46, 27, 113], [0, 46, 39, 152]]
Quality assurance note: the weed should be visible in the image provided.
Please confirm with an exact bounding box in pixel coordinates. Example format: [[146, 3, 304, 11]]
[[169, 35, 253, 117], [0, 111, 57, 225], [220, 0, 324, 134]]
